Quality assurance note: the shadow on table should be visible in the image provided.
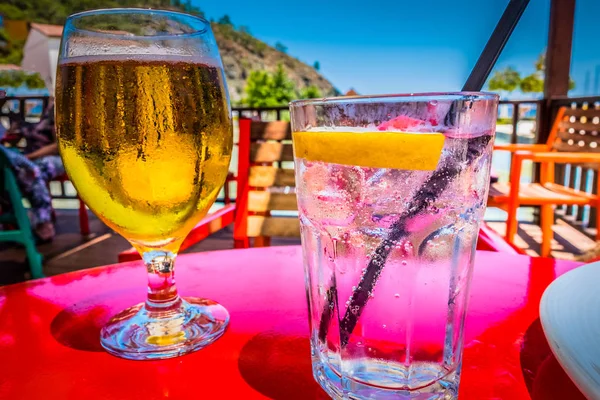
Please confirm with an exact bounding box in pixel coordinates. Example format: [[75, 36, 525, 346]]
[[50, 304, 112, 352], [238, 331, 329, 400], [520, 318, 586, 399], [50, 289, 141, 352]]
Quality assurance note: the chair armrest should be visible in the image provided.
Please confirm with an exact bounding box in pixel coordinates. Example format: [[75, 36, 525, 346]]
[[117, 204, 237, 263], [493, 143, 548, 153], [513, 151, 600, 165], [179, 204, 236, 252]]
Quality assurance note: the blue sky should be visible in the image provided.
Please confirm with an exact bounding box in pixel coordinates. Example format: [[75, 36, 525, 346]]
[[195, 0, 600, 97]]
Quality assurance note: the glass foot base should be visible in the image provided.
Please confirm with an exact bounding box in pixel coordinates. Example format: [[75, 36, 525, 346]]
[[314, 358, 459, 399], [100, 297, 229, 360]]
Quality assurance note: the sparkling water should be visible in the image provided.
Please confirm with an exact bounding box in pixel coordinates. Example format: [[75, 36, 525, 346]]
[[296, 134, 493, 399]]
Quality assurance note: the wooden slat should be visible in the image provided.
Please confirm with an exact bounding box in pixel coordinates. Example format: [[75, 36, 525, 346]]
[[489, 182, 591, 205], [556, 132, 600, 145], [248, 191, 297, 212], [247, 215, 301, 237], [250, 142, 294, 162], [544, 182, 598, 201], [248, 166, 295, 187], [250, 121, 292, 140], [553, 140, 600, 153], [562, 108, 600, 118], [558, 121, 600, 133]]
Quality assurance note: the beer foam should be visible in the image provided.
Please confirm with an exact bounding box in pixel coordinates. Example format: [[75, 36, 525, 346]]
[[60, 52, 222, 68], [62, 36, 222, 67]]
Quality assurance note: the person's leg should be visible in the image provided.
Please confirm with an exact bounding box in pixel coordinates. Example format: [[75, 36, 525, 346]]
[[30, 156, 66, 240], [2, 150, 56, 239], [34, 155, 65, 182]]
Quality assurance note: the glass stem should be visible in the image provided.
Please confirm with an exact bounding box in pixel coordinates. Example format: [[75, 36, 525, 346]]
[[143, 250, 180, 310]]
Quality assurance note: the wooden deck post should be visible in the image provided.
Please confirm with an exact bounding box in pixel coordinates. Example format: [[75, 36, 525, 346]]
[[538, 0, 576, 144]]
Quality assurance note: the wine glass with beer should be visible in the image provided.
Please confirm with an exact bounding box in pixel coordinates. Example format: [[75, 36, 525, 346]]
[[55, 9, 233, 360]]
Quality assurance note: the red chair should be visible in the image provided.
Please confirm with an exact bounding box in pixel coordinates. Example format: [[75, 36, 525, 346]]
[[489, 106, 600, 257]]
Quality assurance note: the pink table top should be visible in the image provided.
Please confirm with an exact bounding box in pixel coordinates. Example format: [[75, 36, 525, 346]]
[[0, 247, 586, 399]]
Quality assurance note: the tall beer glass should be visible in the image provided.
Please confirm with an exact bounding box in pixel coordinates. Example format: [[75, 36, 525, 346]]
[[55, 9, 232, 360]]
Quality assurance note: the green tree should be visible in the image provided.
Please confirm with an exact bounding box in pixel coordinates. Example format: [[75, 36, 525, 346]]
[[243, 64, 297, 107], [519, 73, 544, 93], [534, 53, 545, 71], [0, 29, 24, 65], [0, 0, 199, 25], [218, 15, 233, 26], [244, 70, 276, 107], [171, 0, 204, 16], [488, 66, 521, 92], [313, 61, 320, 71], [520, 53, 575, 93], [299, 85, 321, 99], [275, 42, 287, 53], [0, 70, 45, 89], [271, 64, 296, 104]]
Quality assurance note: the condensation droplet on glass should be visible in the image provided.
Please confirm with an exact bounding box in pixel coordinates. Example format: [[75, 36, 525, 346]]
[[394, 293, 400, 298]]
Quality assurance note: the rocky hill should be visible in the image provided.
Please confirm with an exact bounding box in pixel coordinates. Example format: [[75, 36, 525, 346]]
[[212, 23, 338, 103], [0, 0, 338, 103]]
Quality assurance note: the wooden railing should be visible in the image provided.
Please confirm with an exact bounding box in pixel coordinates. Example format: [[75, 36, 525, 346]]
[[498, 99, 544, 144], [0, 96, 546, 135], [4, 95, 600, 236], [0, 96, 49, 125], [233, 106, 289, 121]]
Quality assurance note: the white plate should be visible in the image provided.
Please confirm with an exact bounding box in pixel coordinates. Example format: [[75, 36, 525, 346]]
[[540, 261, 600, 400]]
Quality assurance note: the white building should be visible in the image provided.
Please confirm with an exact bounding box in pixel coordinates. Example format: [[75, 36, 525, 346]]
[[20, 23, 63, 93]]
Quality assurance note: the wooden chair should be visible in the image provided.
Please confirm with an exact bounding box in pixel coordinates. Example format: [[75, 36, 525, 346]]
[[489, 106, 600, 257], [0, 150, 44, 278], [233, 118, 300, 248]]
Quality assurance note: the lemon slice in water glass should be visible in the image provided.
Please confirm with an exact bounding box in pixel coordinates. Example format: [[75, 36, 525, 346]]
[[292, 131, 445, 171]]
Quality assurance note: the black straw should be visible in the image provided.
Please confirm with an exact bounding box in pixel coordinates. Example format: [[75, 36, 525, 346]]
[[317, 0, 531, 346], [463, 0, 530, 91]]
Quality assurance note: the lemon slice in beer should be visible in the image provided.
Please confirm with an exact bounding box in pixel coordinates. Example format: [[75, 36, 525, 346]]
[[292, 131, 445, 171]]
